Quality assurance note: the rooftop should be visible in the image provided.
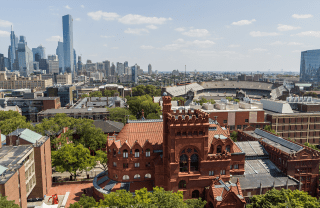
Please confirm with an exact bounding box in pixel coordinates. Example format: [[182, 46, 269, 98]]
[[165, 83, 204, 97], [39, 108, 109, 114], [235, 141, 269, 158], [93, 120, 124, 133], [8, 128, 48, 146]]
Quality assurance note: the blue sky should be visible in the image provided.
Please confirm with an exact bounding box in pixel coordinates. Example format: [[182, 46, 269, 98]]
[[1, 0, 320, 72]]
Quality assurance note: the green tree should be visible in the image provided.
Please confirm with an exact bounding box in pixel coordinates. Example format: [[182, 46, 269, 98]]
[[146, 113, 160, 119], [172, 97, 186, 101], [132, 85, 161, 97], [247, 188, 320, 208], [0, 195, 20, 208], [89, 91, 103, 97], [264, 125, 279, 135], [103, 89, 118, 97], [69, 194, 97, 208], [81, 94, 89, 98], [108, 107, 137, 124], [0, 110, 22, 120], [99, 189, 136, 208], [185, 198, 207, 208], [127, 95, 161, 119], [95, 150, 108, 171], [195, 97, 216, 105], [52, 144, 96, 181], [230, 131, 238, 142], [0, 112, 34, 135]]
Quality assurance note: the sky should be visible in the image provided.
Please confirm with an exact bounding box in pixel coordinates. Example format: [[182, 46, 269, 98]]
[[0, 0, 320, 72]]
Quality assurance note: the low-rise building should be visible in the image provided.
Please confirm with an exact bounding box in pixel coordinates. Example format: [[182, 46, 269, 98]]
[[56, 73, 72, 85], [0, 73, 53, 90]]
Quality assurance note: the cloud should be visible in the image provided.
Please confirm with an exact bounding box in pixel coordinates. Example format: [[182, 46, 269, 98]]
[[182, 29, 209, 37], [103, 44, 107, 47], [124, 28, 149, 35], [75, 18, 81, 21], [228, 44, 240, 48], [292, 14, 313, 19], [175, 27, 185, 32], [0, 30, 10, 37], [192, 40, 215, 48], [277, 24, 300, 31], [87, 11, 120, 21], [111, 47, 118, 49], [101, 35, 115, 38], [270, 41, 286, 45], [81, 5, 85, 8], [232, 19, 256, 26], [250, 31, 280, 37], [287, 42, 303, 45], [118, 14, 172, 25], [160, 39, 215, 51], [295, 31, 320, 38], [65, 5, 71, 10], [270, 41, 304, 46], [140, 45, 154, 49], [0, 19, 12, 27], [292, 50, 301, 53], [250, 48, 267, 52], [146, 25, 158, 30], [46, 35, 62, 41]]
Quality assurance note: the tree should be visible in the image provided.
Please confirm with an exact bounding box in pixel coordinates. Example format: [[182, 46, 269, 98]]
[[127, 95, 161, 119], [69, 194, 97, 208], [230, 131, 238, 142], [264, 125, 279, 136], [103, 89, 118, 97], [99, 189, 136, 208], [95, 150, 108, 171], [172, 97, 186, 102], [52, 144, 96, 181], [89, 91, 103, 97], [247, 188, 320, 208], [81, 94, 89, 98], [108, 107, 137, 124], [195, 97, 215, 105], [132, 85, 161, 97], [146, 113, 160, 119], [0, 111, 34, 135], [0, 195, 20, 208]]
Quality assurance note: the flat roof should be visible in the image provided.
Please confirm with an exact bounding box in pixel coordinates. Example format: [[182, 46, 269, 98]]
[[39, 108, 109, 114]]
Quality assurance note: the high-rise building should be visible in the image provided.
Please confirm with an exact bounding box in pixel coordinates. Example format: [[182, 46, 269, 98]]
[[48, 55, 59, 74], [132, 64, 138, 84], [117, 62, 124, 75], [17, 36, 33, 77], [110, 62, 116, 75], [73, 49, 76, 70], [32, 45, 46, 62], [300, 49, 320, 82], [103, 60, 110, 76], [77, 56, 83, 71], [0, 54, 5, 71], [124, 61, 128, 68], [9, 26, 18, 70], [148, 64, 152, 75], [62, 14, 74, 77], [56, 41, 64, 74]]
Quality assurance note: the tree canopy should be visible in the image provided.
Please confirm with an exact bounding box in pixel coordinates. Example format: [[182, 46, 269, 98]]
[[0, 195, 20, 208], [70, 187, 206, 208], [132, 85, 161, 97], [247, 188, 320, 208], [52, 143, 96, 180], [95, 150, 108, 172], [0, 111, 34, 135], [127, 95, 161, 119], [264, 125, 279, 136], [230, 131, 237, 142], [194, 97, 216, 105], [108, 107, 136, 124]]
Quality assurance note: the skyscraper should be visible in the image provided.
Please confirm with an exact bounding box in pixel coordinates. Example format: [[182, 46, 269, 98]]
[[124, 61, 128, 68], [62, 14, 74, 77], [17, 36, 33, 77], [103, 60, 110, 76], [117, 62, 124, 75], [148, 64, 152, 75], [56, 41, 64, 74], [32, 45, 46, 62], [73, 49, 76, 71], [300, 49, 320, 82], [132, 64, 138, 84], [9, 26, 18, 70], [77, 56, 83, 71]]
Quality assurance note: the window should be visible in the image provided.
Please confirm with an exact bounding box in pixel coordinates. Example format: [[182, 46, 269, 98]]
[[135, 149, 140, 158], [176, 132, 181, 136], [256, 125, 260, 128], [234, 164, 239, 169], [220, 170, 226, 175], [123, 175, 129, 180], [192, 190, 200, 198], [190, 154, 199, 171], [226, 145, 230, 152], [199, 131, 203, 135], [230, 165, 232, 169], [123, 163, 128, 169], [135, 163, 140, 168], [134, 174, 140, 179], [113, 149, 117, 157], [113, 162, 117, 167], [245, 119, 249, 123], [146, 162, 151, 167], [217, 145, 222, 154], [146, 149, 151, 157], [178, 180, 186, 189], [237, 125, 242, 130], [209, 171, 214, 176], [123, 149, 128, 158], [180, 154, 188, 172], [230, 125, 235, 130], [223, 120, 227, 124], [243, 125, 248, 129], [283, 118, 285, 123], [145, 173, 151, 178]]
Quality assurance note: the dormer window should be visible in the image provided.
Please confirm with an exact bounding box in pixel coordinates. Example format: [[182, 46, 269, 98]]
[[226, 145, 230, 153], [135, 149, 140, 158], [123, 149, 128, 158], [217, 145, 222, 154]]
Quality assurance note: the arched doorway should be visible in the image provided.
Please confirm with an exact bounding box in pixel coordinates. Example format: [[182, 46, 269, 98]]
[[192, 190, 200, 198]]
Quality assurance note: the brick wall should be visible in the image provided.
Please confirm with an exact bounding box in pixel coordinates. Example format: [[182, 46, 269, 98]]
[[19, 165, 27, 208], [29, 144, 46, 199], [43, 98, 60, 110], [44, 138, 52, 193]]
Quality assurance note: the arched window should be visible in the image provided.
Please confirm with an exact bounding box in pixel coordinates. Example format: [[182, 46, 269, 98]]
[[123, 175, 129, 180], [123, 149, 128, 158], [145, 173, 151, 178], [178, 180, 186, 189], [226, 145, 230, 153], [134, 174, 140, 179], [217, 145, 222, 154], [146, 149, 151, 157], [135, 149, 140, 158], [113, 149, 117, 157], [180, 154, 188, 172], [190, 154, 199, 171], [192, 190, 200, 198]]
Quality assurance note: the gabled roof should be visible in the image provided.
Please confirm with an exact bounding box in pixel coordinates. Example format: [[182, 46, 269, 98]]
[[8, 128, 43, 144], [93, 120, 124, 133]]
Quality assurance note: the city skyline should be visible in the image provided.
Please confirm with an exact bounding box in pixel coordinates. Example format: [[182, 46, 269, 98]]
[[1, 1, 320, 72]]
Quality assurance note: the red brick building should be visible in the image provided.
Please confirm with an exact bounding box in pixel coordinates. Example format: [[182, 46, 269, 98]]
[[0, 129, 52, 208], [238, 129, 320, 197]]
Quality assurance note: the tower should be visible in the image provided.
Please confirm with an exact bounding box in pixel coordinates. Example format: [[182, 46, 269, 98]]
[[62, 14, 74, 77], [56, 41, 64, 74], [10, 25, 18, 70]]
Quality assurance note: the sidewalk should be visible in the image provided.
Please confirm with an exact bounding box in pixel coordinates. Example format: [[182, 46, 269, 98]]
[[52, 164, 105, 181]]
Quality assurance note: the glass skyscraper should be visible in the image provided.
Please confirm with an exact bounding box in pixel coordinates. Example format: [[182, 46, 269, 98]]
[[300, 49, 320, 82], [17, 36, 33, 77], [9, 26, 18, 70], [56, 41, 64, 74], [62, 14, 74, 77], [32, 45, 46, 62]]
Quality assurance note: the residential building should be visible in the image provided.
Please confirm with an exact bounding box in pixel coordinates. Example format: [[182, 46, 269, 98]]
[[62, 14, 74, 76], [0, 128, 52, 208], [300, 49, 320, 82], [56, 73, 72, 85], [0, 73, 53, 90], [39, 59, 49, 74], [17, 36, 33, 77], [124, 61, 128, 68], [77, 56, 83, 71]]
